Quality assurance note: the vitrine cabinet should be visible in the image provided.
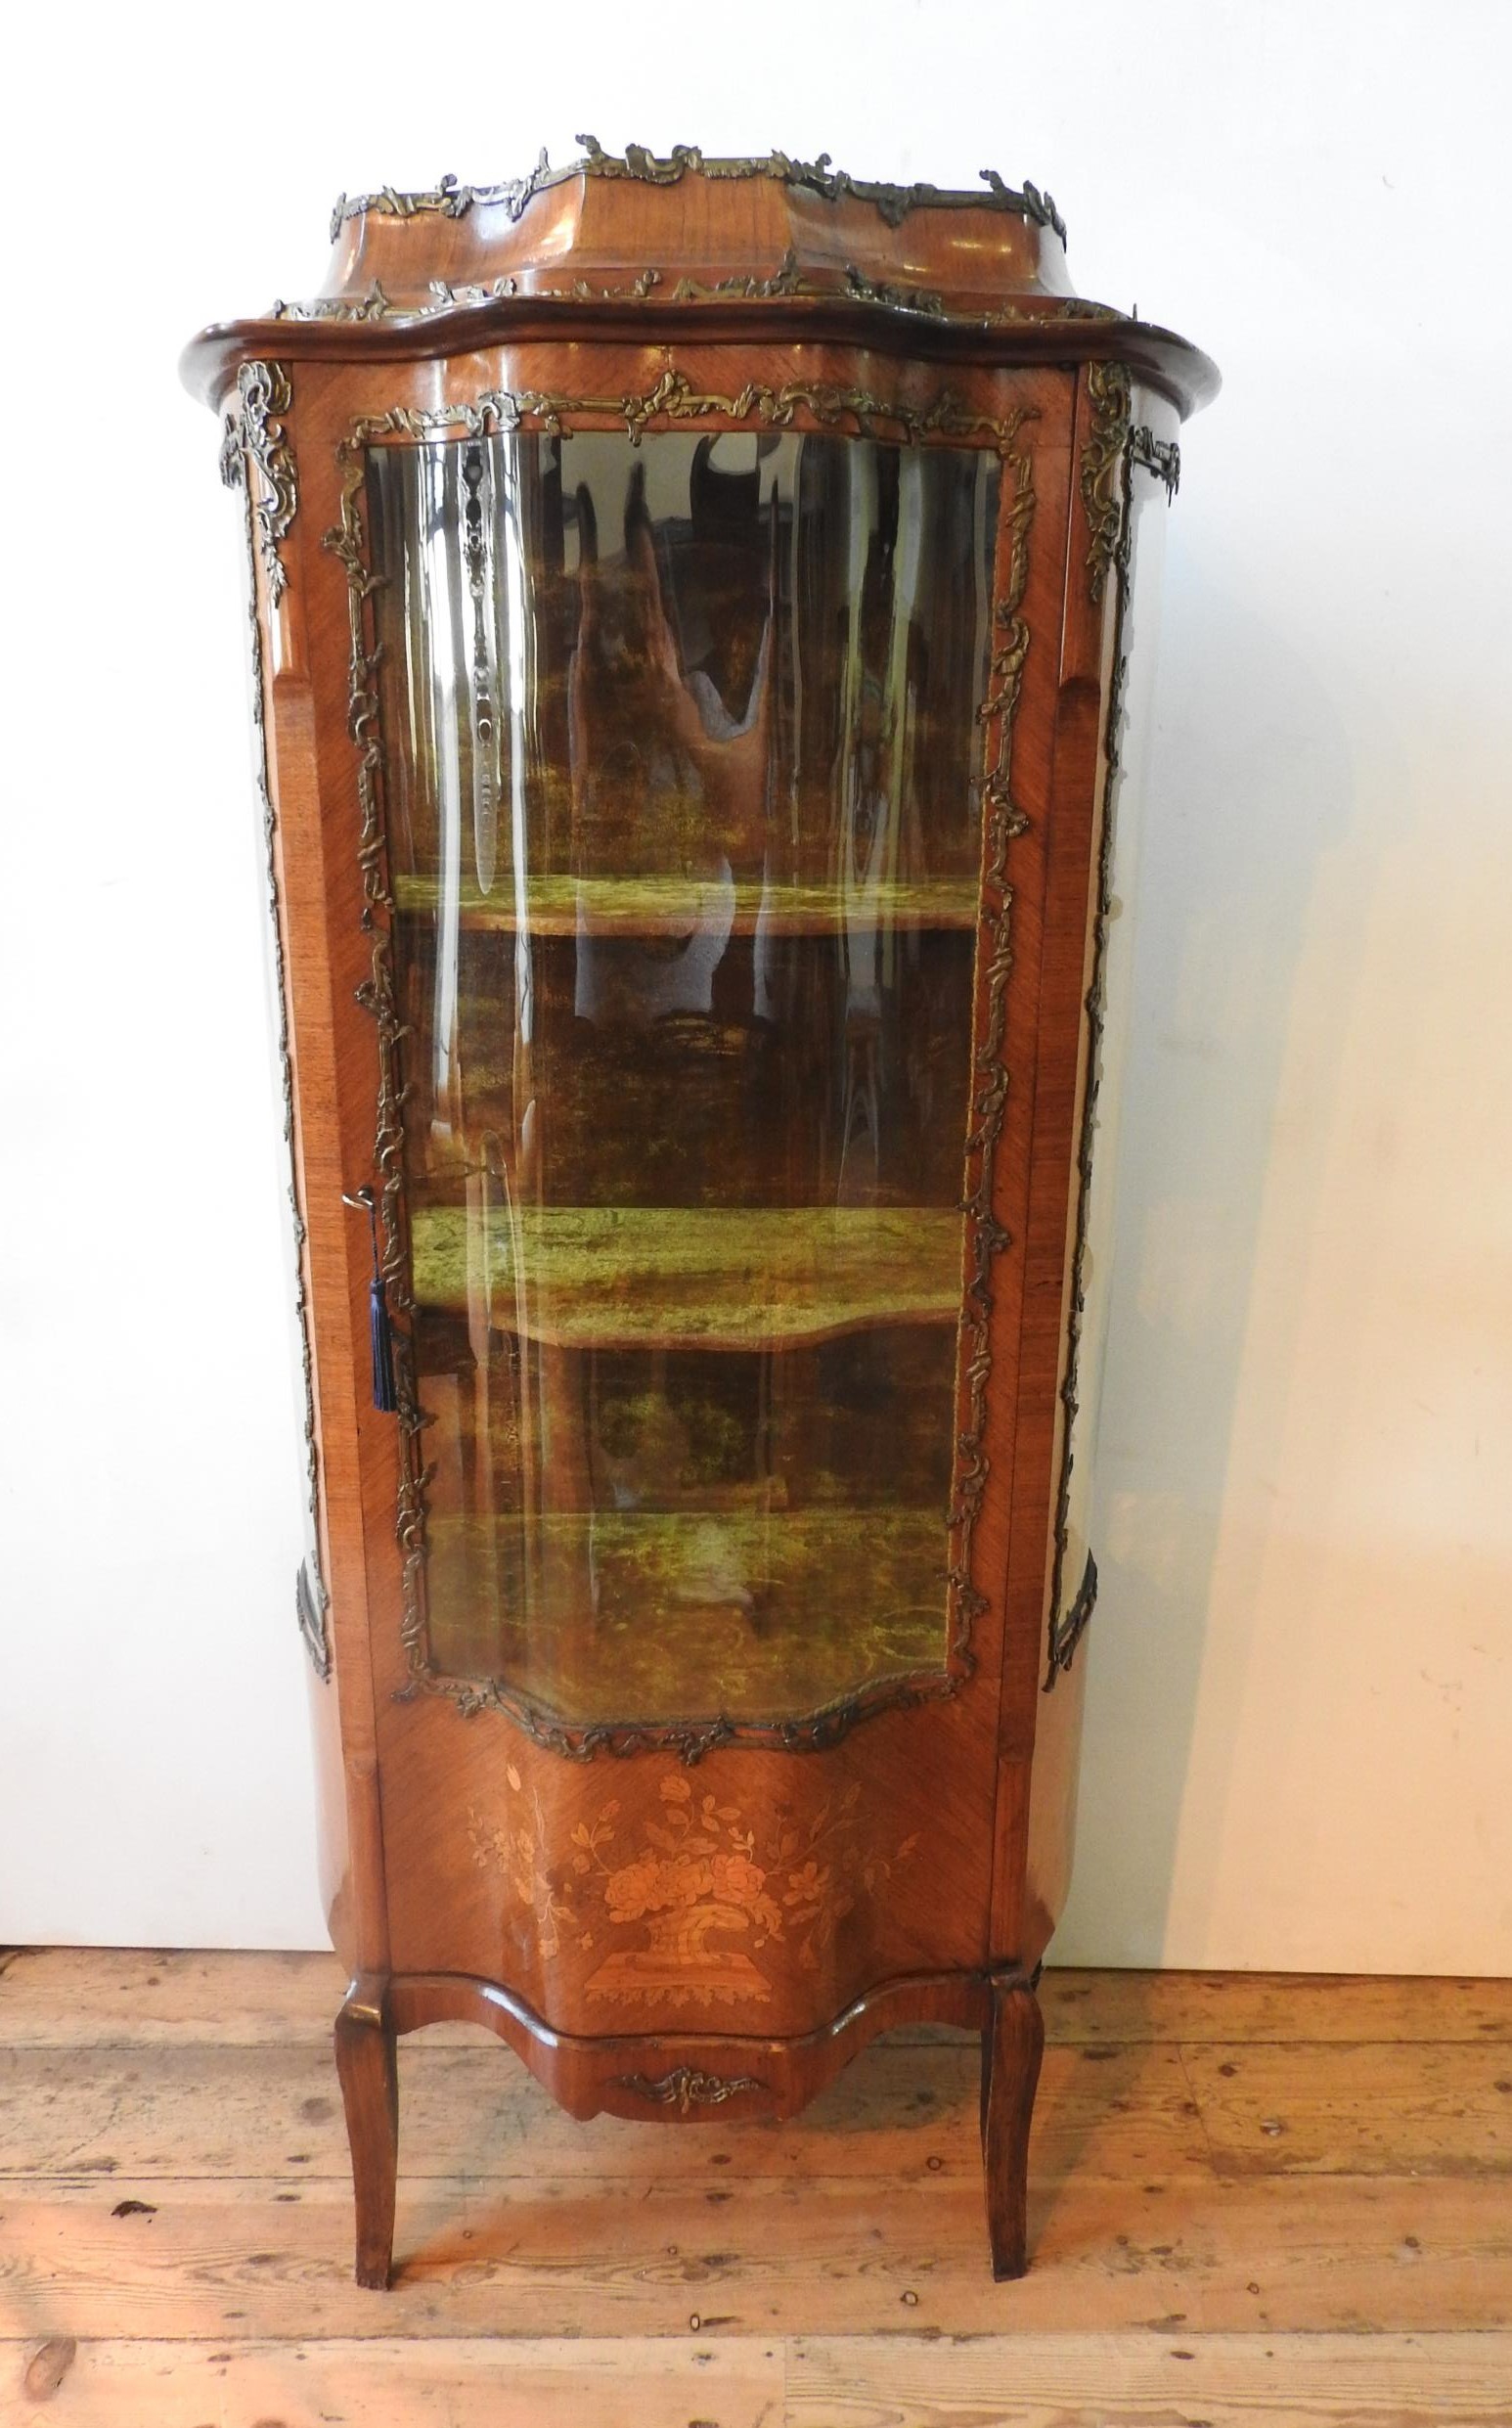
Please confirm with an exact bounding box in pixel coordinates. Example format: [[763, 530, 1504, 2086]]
[[184, 142, 1214, 2284]]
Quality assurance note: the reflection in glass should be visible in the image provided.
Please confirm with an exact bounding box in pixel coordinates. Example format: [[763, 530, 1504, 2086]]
[[365, 426, 1001, 1723]]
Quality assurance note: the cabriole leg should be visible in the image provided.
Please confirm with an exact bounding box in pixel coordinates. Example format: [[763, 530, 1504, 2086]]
[[334, 1972, 398, 2290], [980, 1966, 1045, 2280]]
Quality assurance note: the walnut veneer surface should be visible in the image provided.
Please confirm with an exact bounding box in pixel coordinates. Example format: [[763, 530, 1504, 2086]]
[[182, 139, 1216, 2286]]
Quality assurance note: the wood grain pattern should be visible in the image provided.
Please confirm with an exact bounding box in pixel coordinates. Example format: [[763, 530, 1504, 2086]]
[[786, 2333, 1512, 2424], [12, 2032, 1512, 2187], [11, 1946, 1512, 2047], [0, 2038, 1211, 2184], [4, 2173, 1511, 2339], [1041, 1967, 1512, 2046], [4, 2333, 1508, 2428], [0, 2338, 782, 2428], [1182, 2042, 1512, 2176], [4, 1956, 1512, 2422]]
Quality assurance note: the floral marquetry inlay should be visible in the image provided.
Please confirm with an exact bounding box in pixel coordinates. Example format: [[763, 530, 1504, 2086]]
[[470, 1772, 918, 2009]]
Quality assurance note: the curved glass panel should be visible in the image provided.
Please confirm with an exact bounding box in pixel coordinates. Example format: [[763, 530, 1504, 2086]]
[[1050, 462, 1169, 1660], [365, 426, 1001, 1725]]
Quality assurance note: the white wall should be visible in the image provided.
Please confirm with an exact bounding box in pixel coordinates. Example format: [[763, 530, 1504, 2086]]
[[3, 0, 1507, 1963]]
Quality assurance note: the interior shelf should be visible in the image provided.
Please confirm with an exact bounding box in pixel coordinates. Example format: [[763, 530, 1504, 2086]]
[[409, 1201, 964, 1350], [423, 1504, 951, 1718], [391, 870, 980, 937]]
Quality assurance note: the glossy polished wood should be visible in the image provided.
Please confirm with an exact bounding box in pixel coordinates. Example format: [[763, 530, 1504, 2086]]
[[333, 1975, 398, 2290], [338, 1962, 995, 2288], [186, 148, 1214, 2283], [391, 1963, 988, 2109], [982, 1971, 1045, 2279], [182, 143, 1217, 416]]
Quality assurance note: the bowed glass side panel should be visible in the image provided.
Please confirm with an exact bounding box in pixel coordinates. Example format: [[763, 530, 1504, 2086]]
[[1048, 466, 1169, 1670], [365, 426, 1001, 1727]]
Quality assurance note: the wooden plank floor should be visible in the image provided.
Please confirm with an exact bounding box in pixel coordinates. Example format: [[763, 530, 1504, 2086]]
[[2, 1950, 1511, 2424]]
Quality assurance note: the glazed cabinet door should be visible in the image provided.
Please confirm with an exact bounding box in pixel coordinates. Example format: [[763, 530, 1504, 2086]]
[[290, 346, 1077, 2057], [363, 416, 1005, 1731]]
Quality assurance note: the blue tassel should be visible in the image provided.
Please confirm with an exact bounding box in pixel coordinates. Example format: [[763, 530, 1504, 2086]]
[[369, 1270, 397, 1414], [344, 1187, 397, 1414]]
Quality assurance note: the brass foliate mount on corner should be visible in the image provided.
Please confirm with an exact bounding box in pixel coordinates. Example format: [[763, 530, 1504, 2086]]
[[296, 1559, 332, 1682], [1080, 361, 1134, 603], [221, 361, 297, 604], [1045, 1549, 1098, 1686]]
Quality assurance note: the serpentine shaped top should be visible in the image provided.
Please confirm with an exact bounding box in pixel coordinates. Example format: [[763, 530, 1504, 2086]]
[[182, 137, 1220, 421], [331, 136, 1068, 247]]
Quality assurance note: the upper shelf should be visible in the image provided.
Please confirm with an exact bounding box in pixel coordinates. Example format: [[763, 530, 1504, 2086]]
[[392, 871, 981, 938], [410, 1202, 964, 1351]]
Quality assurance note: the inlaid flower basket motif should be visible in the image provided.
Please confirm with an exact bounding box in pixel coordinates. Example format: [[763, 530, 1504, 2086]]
[[471, 1771, 917, 2008]]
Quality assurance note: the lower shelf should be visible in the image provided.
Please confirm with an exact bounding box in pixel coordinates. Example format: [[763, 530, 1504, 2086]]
[[424, 1505, 951, 1722]]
